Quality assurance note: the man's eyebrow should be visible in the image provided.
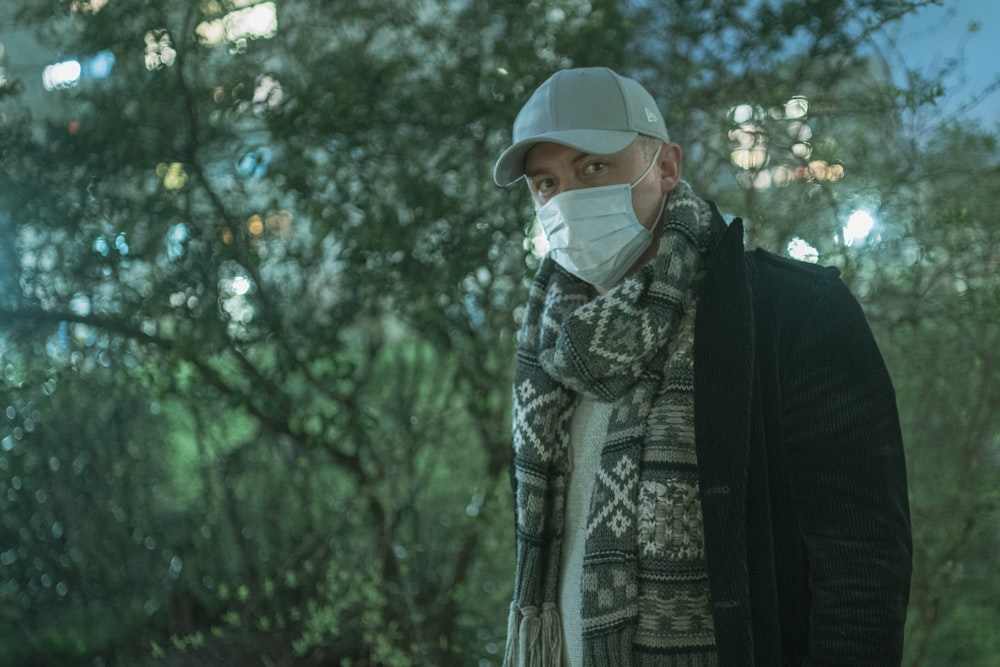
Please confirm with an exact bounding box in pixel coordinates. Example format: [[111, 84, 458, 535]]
[[524, 165, 549, 179], [525, 152, 599, 179]]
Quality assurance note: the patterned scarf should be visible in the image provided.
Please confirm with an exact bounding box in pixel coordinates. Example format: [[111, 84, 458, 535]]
[[505, 181, 717, 666]]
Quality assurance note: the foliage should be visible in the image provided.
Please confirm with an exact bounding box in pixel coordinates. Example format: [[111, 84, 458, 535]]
[[0, 0, 632, 663], [0, 0, 998, 665]]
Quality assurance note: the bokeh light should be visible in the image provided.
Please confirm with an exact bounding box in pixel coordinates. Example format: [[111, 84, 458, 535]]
[[843, 209, 876, 246], [144, 30, 177, 70], [42, 60, 81, 90], [156, 162, 188, 190], [787, 237, 820, 263], [197, 2, 278, 46], [729, 95, 847, 191]]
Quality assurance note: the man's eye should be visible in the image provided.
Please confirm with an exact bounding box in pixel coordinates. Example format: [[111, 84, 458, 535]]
[[535, 178, 555, 193], [584, 161, 608, 174]]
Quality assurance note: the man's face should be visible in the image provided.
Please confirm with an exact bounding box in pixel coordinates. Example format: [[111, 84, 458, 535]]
[[523, 139, 680, 232]]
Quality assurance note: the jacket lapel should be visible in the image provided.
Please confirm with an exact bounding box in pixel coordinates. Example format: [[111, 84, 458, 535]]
[[694, 212, 756, 662]]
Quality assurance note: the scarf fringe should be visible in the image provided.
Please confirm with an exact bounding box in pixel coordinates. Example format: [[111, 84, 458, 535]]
[[503, 602, 562, 667]]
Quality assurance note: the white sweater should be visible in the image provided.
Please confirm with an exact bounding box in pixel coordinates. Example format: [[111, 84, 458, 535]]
[[559, 395, 613, 667]]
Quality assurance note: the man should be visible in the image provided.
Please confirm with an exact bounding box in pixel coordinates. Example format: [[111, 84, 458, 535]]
[[493, 67, 911, 667]]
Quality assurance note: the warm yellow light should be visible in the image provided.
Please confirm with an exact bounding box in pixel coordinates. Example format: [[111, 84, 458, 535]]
[[197, 2, 278, 45], [227, 3, 277, 42], [247, 214, 264, 236], [158, 162, 187, 190], [196, 20, 225, 45], [71, 0, 108, 14], [731, 147, 768, 170], [808, 160, 828, 180], [807, 160, 845, 182]]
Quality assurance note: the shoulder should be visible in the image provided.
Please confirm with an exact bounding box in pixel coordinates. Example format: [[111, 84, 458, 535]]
[[703, 215, 860, 323], [746, 247, 840, 289], [745, 247, 850, 312], [706, 213, 839, 298], [743, 248, 871, 350]]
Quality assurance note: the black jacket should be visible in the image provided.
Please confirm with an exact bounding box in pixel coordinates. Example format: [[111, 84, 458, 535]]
[[694, 213, 912, 666]]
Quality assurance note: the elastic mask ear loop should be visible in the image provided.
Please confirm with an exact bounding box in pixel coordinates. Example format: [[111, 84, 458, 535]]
[[634, 144, 667, 235], [630, 144, 663, 189], [650, 191, 668, 235]]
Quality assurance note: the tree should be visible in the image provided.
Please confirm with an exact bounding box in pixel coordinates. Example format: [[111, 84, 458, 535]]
[[0, 0, 633, 663], [1, 0, 998, 664]]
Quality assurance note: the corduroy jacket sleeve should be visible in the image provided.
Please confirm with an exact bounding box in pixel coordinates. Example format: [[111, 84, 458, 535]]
[[774, 263, 912, 666]]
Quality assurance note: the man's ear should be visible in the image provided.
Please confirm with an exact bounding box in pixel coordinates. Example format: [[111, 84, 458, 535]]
[[658, 143, 683, 193]]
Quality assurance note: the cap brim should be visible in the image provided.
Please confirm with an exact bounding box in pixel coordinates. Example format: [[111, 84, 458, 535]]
[[493, 129, 638, 186]]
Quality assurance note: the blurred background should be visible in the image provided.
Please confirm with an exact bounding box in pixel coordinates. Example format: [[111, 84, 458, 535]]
[[0, 1, 997, 665]]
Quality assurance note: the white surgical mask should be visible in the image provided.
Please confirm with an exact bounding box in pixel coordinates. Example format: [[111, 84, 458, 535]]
[[536, 147, 665, 290]]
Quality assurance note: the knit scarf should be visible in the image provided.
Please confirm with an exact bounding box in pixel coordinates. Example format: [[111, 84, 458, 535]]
[[505, 181, 716, 666]]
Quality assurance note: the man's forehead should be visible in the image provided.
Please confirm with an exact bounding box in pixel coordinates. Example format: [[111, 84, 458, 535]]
[[525, 142, 585, 170]]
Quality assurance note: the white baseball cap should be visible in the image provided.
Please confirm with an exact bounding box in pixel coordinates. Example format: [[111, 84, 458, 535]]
[[493, 67, 670, 186]]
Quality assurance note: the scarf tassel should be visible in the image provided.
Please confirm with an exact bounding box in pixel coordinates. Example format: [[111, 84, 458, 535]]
[[503, 602, 562, 667]]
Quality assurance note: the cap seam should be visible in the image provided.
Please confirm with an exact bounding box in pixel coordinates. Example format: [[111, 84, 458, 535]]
[[613, 74, 630, 132]]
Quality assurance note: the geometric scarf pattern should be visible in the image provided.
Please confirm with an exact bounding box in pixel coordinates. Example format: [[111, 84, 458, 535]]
[[505, 181, 717, 666]]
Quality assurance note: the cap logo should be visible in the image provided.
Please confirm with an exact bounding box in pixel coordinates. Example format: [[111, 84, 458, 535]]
[[645, 107, 658, 123]]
